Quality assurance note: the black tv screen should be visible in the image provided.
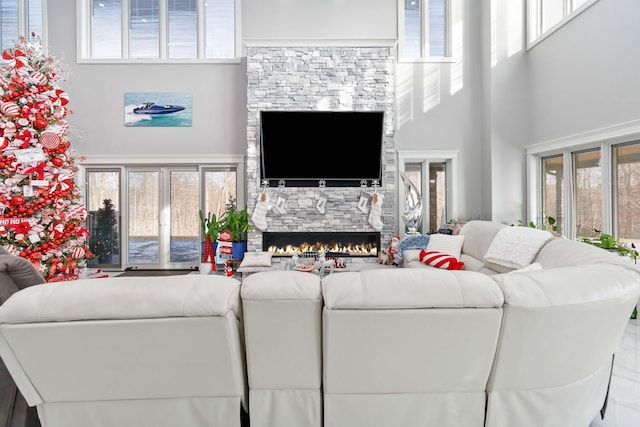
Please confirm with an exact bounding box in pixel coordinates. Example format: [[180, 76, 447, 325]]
[[260, 111, 384, 187]]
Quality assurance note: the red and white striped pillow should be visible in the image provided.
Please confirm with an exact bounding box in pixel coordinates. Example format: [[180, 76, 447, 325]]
[[419, 249, 465, 270]]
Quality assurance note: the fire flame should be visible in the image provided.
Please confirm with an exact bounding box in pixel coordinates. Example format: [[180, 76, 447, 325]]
[[268, 242, 377, 257]]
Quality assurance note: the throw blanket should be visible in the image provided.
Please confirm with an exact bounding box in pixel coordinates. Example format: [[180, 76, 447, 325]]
[[484, 226, 553, 269], [395, 234, 430, 257]]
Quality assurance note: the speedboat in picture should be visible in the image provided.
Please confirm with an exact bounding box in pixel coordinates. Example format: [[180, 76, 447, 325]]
[[133, 102, 185, 114]]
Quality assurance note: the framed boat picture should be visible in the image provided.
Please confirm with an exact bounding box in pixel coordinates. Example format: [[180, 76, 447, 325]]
[[124, 92, 192, 127]]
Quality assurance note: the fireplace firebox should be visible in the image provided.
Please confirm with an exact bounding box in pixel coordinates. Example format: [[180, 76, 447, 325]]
[[262, 232, 380, 257]]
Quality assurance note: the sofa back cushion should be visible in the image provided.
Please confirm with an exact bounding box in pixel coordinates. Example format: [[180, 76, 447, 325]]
[[534, 237, 632, 269], [323, 269, 504, 309], [459, 221, 507, 262], [0, 275, 241, 324]]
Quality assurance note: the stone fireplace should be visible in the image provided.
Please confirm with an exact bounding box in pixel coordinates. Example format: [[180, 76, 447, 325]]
[[245, 44, 396, 263]]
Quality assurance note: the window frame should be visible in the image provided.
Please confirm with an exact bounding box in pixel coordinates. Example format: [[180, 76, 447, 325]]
[[527, 0, 599, 49], [397, 149, 458, 234], [526, 120, 640, 240], [76, 0, 242, 64], [397, 0, 453, 63], [0, 0, 47, 51]]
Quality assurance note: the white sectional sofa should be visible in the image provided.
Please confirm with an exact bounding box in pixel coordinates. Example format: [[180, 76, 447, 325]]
[[0, 275, 248, 427], [0, 220, 639, 427]]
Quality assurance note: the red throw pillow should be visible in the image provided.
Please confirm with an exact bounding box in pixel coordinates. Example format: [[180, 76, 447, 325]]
[[419, 250, 465, 270]]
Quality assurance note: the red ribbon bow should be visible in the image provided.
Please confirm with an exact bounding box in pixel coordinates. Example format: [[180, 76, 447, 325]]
[[5, 220, 32, 235], [24, 162, 47, 180]]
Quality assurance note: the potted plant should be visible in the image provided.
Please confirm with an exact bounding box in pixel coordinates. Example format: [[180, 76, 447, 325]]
[[580, 230, 638, 264], [218, 198, 253, 261]]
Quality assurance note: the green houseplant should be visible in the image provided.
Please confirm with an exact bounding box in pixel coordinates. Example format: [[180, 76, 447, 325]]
[[580, 230, 638, 264], [217, 198, 253, 260], [514, 215, 558, 233]]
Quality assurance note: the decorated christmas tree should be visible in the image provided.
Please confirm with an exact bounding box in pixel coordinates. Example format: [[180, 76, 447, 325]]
[[0, 34, 92, 281]]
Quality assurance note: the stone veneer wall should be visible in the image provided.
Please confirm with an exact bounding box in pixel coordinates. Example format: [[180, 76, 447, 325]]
[[246, 46, 396, 255]]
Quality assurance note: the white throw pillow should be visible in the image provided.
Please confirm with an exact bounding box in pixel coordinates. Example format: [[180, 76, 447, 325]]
[[239, 251, 273, 268], [426, 234, 465, 259]]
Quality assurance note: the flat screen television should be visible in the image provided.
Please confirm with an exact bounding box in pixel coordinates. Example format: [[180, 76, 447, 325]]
[[259, 111, 384, 187]]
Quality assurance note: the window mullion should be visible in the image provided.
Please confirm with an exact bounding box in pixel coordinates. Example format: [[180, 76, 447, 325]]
[[122, 0, 130, 59], [18, 0, 27, 36], [159, 0, 168, 59], [444, 0, 452, 57], [421, 161, 430, 233], [564, 151, 575, 239], [601, 143, 613, 235], [197, 0, 205, 59], [422, 0, 429, 58], [536, 0, 543, 41]]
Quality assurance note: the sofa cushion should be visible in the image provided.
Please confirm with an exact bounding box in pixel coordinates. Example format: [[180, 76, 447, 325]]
[[426, 234, 465, 259], [459, 221, 507, 261], [493, 263, 639, 308], [241, 270, 322, 301], [0, 275, 241, 324], [534, 237, 630, 269], [322, 269, 504, 309], [239, 251, 272, 268], [419, 250, 464, 270]]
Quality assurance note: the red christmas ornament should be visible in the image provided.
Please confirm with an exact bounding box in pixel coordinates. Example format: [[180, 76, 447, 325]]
[[51, 157, 64, 167], [11, 195, 25, 206], [33, 117, 48, 130]]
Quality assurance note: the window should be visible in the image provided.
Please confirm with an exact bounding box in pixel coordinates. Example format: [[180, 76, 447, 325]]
[[398, 150, 458, 234], [527, 0, 599, 48], [528, 131, 640, 250], [542, 155, 564, 234], [0, 0, 45, 52], [83, 159, 244, 270], [613, 143, 640, 245], [78, 0, 238, 62], [573, 149, 601, 238], [87, 169, 121, 268], [398, 0, 451, 61]]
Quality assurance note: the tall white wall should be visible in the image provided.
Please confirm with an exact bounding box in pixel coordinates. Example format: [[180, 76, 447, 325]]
[[528, 0, 640, 144], [394, 0, 488, 220], [48, 0, 248, 158], [486, 0, 529, 224], [242, 0, 397, 41]]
